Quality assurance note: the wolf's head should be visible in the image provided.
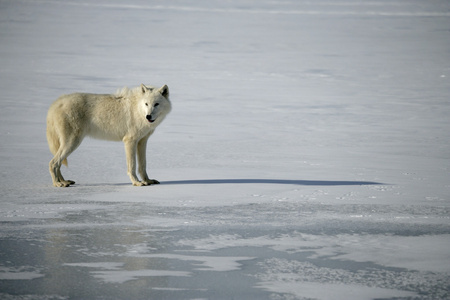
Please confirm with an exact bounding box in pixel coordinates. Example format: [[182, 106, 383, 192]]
[[140, 84, 171, 126]]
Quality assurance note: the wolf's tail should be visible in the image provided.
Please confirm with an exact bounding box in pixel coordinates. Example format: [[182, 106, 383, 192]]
[[46, 119, 68, 167]]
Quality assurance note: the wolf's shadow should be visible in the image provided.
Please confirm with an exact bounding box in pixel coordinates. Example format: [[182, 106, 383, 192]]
[[161, 179, 381, 186]]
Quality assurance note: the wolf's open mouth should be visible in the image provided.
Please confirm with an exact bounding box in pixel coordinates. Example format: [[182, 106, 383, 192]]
[[146, 115, 155, 123]]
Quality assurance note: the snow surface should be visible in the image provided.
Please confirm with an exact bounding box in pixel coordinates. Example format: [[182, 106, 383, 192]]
[[1, 0, 450, 299]]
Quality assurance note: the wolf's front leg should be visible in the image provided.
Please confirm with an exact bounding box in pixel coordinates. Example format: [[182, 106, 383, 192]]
[[137, 134, 159, 185], [124, 138, 144, 186]]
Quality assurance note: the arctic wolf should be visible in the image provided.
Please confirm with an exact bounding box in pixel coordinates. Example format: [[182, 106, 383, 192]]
[[46, 84, 171, 187]]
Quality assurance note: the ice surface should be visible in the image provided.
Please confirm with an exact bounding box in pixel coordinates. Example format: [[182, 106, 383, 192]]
[[0, 267, 45, 280], [1, 0, 449, 299]]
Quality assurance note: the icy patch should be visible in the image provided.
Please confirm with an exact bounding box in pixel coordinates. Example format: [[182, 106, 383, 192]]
[[0, 203, 108, 222], [179, 233, 450, 273], [91, 269, 191, 284], [63, 262, 123, 270], [63, 262, 190, 284], [0, 294, 68, 300], [258, 281, 416, 300], [136, 253, 254, 272], [152, 287, 207, 291], [303, 234, 450, 273], [123, 243, 254, 271], [256, 259, 449, 300], [0, 266, 44, 280]]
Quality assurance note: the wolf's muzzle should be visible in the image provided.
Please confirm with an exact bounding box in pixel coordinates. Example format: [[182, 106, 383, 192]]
[[146, 115, 155, 123]]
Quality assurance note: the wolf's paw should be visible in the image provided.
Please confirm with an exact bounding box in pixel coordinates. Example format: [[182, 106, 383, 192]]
[[53, 181, 70, 187], [53, 179, 75, 187], [132, 179, 160, 186], [142, 179, 160, 185]]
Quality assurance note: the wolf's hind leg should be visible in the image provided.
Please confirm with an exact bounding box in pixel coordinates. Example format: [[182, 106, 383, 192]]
[[49, 134, 83, 187], [50, 168, 76, 187], [49, 158, 70, 187]]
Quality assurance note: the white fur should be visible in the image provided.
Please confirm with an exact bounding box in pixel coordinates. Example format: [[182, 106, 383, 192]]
[[46, 84, 171, 187]]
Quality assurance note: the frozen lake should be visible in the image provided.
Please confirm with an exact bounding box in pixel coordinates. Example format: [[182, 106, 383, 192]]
[[1, 0, 449, 299]]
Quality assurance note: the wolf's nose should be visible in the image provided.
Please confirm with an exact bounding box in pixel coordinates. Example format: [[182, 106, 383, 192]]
[[146, 115, 152, 121]]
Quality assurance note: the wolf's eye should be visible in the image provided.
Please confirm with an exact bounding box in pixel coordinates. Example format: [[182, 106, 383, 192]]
[[154, 103, 159, 107], [145, 103, 148, 106]]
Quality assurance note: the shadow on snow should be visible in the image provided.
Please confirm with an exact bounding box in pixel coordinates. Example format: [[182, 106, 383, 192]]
[[161, 179, 382, 186]]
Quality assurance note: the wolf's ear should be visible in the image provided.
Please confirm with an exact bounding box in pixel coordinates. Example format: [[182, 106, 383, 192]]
[[159, 84, 169, 98], [141, 84, 148, 94]]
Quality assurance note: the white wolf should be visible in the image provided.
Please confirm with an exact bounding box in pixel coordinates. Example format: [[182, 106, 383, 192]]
[[46, 84, 171, 187]]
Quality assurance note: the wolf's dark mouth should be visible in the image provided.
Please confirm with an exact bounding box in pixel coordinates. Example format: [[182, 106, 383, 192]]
[[146, 115, 155, 123]]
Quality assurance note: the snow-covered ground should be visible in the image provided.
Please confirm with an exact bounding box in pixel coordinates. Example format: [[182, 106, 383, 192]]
[[1, 0, 449, 299]]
